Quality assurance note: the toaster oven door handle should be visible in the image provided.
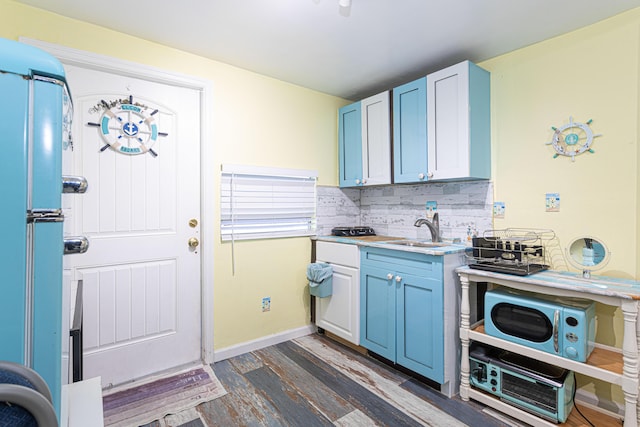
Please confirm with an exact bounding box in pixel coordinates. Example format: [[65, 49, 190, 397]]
[[553, 309, 560, 354]]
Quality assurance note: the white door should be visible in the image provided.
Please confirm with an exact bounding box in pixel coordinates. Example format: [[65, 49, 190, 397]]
[[62, 64, 202, 388]]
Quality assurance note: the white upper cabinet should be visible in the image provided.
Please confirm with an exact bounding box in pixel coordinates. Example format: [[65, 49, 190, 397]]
[[360, 91, 391, 186], [426, 61, 491, 181]]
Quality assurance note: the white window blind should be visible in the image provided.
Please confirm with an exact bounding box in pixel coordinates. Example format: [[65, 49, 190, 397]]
[[221, 164, 318, 241]]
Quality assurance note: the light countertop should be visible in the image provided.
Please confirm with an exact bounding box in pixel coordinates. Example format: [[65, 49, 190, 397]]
[[312, 235, 469, 256]]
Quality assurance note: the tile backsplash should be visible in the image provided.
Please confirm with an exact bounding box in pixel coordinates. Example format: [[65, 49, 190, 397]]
[[317, 181, 493, 243]]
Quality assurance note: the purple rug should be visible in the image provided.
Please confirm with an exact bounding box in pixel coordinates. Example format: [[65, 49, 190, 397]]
[[102, 365, 226, 427]]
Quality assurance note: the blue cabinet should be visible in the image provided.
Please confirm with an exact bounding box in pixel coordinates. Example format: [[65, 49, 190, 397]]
[[341, 61, 490, 186], [393, 77, 428, 183], [360, 263, 395, 360], [360, 247, 444, 383], [338, 92, 391, 188], [392, 61, 491, 184], [338, 101, 362, 188]]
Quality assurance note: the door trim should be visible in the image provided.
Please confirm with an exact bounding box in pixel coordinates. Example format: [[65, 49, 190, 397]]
[[20, 37, 215, 365]]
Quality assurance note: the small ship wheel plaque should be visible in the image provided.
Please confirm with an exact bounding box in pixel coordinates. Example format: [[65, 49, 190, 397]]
[[87, 95, 168, 157], [546, 116, 601, 162]]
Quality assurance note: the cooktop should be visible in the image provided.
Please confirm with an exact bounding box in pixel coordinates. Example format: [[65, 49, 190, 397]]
[[331, 226, 376, 236]]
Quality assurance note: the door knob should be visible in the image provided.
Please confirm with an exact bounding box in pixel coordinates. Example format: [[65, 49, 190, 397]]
[[188, 237, 200, 248]]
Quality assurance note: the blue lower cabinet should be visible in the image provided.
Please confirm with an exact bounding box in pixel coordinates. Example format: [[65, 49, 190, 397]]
[[360, 247, 444, 383], [360, 264, 396, 361], [396, 271, 443, 381]]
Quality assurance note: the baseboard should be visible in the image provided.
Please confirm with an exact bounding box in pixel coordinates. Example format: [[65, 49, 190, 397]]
[[213, 324, 315, 362], [575, 388, 624, 418]]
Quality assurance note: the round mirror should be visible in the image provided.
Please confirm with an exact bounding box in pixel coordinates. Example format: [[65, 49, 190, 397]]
[[566, 236, 610, 278]]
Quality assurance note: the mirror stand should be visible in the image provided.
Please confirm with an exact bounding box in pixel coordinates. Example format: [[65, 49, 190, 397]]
[[567, 236, 610, 278]]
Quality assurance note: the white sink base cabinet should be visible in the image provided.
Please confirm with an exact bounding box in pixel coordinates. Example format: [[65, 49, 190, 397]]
[[457, 267, 637, 426], [314, 241, 360, 345]]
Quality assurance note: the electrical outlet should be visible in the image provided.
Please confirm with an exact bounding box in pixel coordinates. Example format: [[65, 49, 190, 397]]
[[262, 297, 271, 312]]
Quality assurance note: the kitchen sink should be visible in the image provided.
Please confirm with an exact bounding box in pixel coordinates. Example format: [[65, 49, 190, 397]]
[[388, 240, 448, 248]]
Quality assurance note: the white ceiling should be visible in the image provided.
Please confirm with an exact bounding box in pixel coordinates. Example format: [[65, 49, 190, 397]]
[[14, 0, 640, 100]]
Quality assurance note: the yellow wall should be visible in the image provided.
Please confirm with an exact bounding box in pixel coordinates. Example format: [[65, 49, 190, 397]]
[[480, 8, 640, 407], [491, 12, 638, 280], [0, 0, 346, 351], [486, 14, 639, 279], [481, 7, 639, 335]]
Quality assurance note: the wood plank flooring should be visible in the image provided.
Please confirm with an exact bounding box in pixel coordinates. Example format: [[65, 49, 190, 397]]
[[143, 333, 511, 427]]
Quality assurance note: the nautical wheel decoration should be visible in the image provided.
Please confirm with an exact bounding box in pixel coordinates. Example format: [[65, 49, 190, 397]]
[[87, 96, 168, 157], [546, 116, 601, 161]]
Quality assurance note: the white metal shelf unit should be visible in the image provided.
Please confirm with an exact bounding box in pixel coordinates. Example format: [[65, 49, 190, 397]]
[[456, 267, 639, 427]]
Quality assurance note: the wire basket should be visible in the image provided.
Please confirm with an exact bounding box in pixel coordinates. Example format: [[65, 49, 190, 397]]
[[466, 228, 556, 276]]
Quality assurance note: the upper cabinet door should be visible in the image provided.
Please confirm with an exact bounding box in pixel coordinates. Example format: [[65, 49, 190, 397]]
[[339, 92, 391, 188], [361, 91, 391, 186], [393, 78, 428, 184], [338, 101, 362, 187], [427, 61, 491, 181]]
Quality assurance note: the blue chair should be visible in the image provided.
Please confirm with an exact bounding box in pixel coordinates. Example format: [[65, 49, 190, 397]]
[[0, 361, 57, 427]]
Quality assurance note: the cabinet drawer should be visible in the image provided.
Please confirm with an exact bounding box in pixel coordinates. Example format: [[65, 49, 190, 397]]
[[316, 241, 359, 267], [360, 247, 442, 280]]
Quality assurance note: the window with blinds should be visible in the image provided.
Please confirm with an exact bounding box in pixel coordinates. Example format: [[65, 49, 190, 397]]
[[220, 164, 318, 241]]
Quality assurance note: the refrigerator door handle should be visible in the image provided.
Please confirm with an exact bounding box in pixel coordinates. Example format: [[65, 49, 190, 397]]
[[64, 237, 89, 255], [27, 209, 64, 223], [62, 176, 88, 194]]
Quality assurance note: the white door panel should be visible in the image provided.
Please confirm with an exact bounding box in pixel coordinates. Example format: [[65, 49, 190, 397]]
[[62, 64, 201, 388]]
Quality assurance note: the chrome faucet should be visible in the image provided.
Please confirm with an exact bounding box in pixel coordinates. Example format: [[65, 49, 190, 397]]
[[414, 213, 440, 242]]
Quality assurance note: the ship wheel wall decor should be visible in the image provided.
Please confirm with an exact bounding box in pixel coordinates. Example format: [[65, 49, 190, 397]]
[[87, 95, 168, 157], [546, 116, 601, 161]]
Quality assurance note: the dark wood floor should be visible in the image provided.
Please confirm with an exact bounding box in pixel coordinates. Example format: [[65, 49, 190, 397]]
[[144, 333, 510, 427]]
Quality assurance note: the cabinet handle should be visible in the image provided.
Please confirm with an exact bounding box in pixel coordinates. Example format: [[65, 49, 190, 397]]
[[386, 273, 393, 280], [418, 173, 425, 180], [427, 172, 434, 178], [355, 179, 361, 185], [395, 276, 402, 283], [362, 179, 367, 184]]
